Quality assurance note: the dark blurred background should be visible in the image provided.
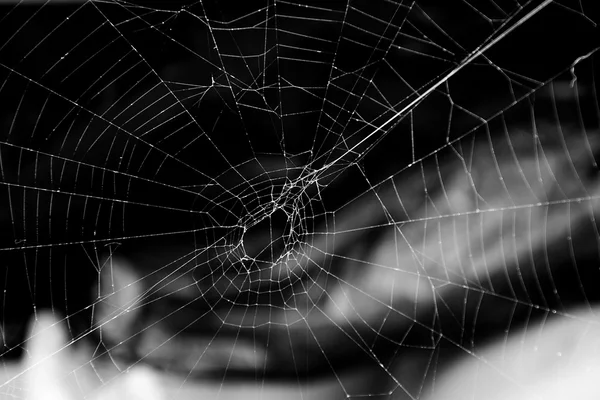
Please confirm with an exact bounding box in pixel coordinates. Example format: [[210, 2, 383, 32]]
[[0, 0, 597, 369]]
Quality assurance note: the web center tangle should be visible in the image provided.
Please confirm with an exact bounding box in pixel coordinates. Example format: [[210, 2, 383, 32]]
[[194, 180, 316, 302], [239, 194, 308, 282]]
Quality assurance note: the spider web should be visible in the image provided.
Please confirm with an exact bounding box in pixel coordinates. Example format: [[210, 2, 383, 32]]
[[0, 0, 599, 399]]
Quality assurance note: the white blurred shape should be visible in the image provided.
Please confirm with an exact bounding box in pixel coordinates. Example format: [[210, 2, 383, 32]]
[[24, 312, 70, 400], [11, 311, 165, 400], [424, 307, 600, 400]]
